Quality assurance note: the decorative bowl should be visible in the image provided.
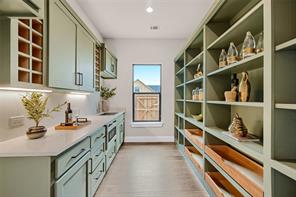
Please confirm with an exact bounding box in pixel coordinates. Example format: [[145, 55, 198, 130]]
[[26, 126, 47, 140], [192, 114, 203, 121]]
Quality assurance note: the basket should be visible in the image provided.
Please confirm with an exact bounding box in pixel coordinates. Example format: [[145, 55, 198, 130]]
[[224, 91, 237, 102]]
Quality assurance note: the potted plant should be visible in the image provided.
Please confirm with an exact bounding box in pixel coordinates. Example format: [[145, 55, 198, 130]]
[[21, 92, 67, 139], [100, 86, 116, 112]]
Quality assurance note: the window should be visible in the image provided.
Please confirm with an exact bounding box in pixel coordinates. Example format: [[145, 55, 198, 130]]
[[133, 64, 161, 122]]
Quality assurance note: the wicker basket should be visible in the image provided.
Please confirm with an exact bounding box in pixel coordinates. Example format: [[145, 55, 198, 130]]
[[224, 91, 237, 102]]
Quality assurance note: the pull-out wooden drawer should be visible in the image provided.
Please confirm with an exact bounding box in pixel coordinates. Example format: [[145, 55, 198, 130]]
[[184, 128, 204, 150], [55, 138, 90, 179], [91, 140, 105, 172], [205, 172, 243, 197], [205, 145, 263, 197], [90, 159, 105, 197], [184, 146, 203, 174], [91, 127, 105, 148]]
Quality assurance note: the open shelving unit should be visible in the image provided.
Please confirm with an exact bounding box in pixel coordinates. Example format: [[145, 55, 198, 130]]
[[174, 0, 296, 196], [17, 18, 44, 85]]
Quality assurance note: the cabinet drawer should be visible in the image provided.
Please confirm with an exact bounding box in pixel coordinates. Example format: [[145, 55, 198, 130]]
[[90, 127, 105, 148], [91, 159, 105, 197], [55, 138, 90, 179], [107, 119, 117, 131], [91, 141, 105, 172], [106, 139, 117, 170]]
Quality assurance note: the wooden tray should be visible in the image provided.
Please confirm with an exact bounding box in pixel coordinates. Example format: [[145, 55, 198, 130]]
[[55, 121, 91, 130], [205, 172, 243, 197], [205, 145, 263, 197], [184, 146, 203, 173], [184, 129, 204, 150]]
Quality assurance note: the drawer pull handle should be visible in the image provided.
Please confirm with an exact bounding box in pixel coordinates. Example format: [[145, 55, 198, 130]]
[[71, 148, 85, 159], [95, 149, 103, 157], [94, 134, 104, 142]]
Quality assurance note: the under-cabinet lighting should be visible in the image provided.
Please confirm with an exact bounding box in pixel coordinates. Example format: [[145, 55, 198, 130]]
[[69, 91, 91, 95], [0, 87, 52, 93]]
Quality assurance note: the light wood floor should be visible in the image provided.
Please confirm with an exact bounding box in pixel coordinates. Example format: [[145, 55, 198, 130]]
[[95, 143, 209, 197]]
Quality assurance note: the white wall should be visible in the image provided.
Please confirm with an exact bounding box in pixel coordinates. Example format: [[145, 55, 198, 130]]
[[103, 39, 185, 142], [0, 91, 100, 142]]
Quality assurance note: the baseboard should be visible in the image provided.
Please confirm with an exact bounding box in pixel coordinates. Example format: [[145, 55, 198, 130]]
[[125, 136, 174, 143]]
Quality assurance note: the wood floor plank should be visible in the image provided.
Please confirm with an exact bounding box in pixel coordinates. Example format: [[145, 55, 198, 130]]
[[95, 144, 208, 197]]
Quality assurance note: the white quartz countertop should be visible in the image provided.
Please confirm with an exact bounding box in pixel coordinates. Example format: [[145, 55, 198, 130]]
[[0, 112, 124, 157]]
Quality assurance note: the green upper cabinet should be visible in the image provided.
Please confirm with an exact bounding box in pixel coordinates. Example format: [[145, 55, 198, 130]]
[[48, 0, 95, 91], [0, 0, 44, 18], [48, 0, 77, 90], [77, 26, 95, 92], [101, 46, 117, 79]]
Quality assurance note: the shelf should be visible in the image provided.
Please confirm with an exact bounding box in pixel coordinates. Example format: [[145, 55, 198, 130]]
[[175, 99, 184, 102], [32, 56, 42, 62], [205, 127, 263, 163], [271, 160, 296, 182], [185, 76, 203, 84], [184, 146, 204, 173], [18, 52, 30, 58], [185, 51, 204, 67], [276, 38, 296, 51], [207, 101, 264, 108], [275, 103, 296, 110], [176, 83, 184, 88], [184, 129, 204, 151], [207, 53, 264, 77], [175, 112, 185, 119], [184, 117, 203, 129], [207, 1, 263, 50], [205, 155, 252, 197], [176, 67, 184, 75], [175, 126, 185, 136], [186, 100, 203, 103]]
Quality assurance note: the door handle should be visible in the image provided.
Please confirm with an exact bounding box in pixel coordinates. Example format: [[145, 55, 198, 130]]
[[80, 73, 83, 86], [71, 148, 85, 159]]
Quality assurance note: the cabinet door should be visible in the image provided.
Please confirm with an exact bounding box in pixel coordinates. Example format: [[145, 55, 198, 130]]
[[48, 0, 77, 90], [105, 50, 112, 74], [77, 27, 94, 91], [55, 152, 90, 197]]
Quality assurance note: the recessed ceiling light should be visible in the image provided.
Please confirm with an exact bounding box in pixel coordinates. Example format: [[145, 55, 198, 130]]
[[146, 6, 154, 13]]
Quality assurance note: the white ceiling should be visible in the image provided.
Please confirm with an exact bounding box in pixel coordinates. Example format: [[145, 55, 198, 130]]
[[74, 0, 215, 39]]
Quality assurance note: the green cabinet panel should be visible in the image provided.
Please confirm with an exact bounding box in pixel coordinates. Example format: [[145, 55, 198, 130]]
[[55, 152, 91, 197], [0, 0, 44, 18], [77, 26, 94, 91], [48, 0, 77, 90], [101, 46, 117, 79]]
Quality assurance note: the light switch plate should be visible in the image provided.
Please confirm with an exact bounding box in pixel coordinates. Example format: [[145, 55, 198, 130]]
[[9, 116, 25, 128]]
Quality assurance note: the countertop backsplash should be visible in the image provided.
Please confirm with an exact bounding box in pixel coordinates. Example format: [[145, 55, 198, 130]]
[[0, 91, 100, 142]]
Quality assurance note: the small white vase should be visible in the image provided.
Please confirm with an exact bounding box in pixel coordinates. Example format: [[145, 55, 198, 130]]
[[102, 100, 110, 112]]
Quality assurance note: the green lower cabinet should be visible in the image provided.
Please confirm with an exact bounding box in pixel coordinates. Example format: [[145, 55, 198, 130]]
[[106, 138, 117, 170], [90, 159, 106, 196], [55, 152, 91, 197]]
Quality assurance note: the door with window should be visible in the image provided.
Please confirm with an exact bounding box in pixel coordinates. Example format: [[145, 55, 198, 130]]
[[133, 64, 161, 122]]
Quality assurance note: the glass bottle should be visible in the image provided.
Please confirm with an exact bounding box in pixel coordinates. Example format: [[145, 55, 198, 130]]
[[256, 32, 264, 53], [227, 42, 239, 65], [242, 31, 256, 58], [219, 49, 227, 68]]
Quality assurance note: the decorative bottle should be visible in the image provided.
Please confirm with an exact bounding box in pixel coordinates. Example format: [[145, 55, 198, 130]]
[[231, 74, 239, 101], [219, 49, 227, 68], [242, 31, 256, 58], [239, 72, 251, 102], [256, 32, 264, 53], [227, 42, 239, 65]]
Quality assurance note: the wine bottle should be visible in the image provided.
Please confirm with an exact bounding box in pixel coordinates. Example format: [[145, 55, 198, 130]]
[[65, 103, 73, 124]]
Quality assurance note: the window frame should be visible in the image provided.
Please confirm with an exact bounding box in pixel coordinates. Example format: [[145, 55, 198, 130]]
[[132, 64, 162, 123]]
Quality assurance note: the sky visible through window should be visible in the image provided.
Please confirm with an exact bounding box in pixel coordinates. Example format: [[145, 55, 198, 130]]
[[134, 65, 161, 86]]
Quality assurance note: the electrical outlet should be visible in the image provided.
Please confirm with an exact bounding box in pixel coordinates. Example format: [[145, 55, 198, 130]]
[[9, 116, 25, 128]]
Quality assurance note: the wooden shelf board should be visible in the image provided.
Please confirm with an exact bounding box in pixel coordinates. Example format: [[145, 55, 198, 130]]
[[271, 160, 296, 182], [176, 99, 184, 102], [207, 53, 264, 77], [18, 67, 30, 72], [276, 38, 296, 51], [18, 36, 30, 44], [175, 112, 185, 119], [32, 42, 43, 50], [185, 134, 204, 154], [32, 29, 43, 37], [18, 20, 30, 29], [18, 52, 30, 58], [207, 100, 264, 107], [275, 103, 296, 110], [32, 70, 43, 75], [176, 67, 185, 75], [207, 2, 263, 50], [175, 126, 185, 136], [205, 126, 263, 163], [32, 56, 42, 62], [186, 100, 203, 103], [205, 155, 252, 197], [185, 51, 204, 67], [185, 76, 204, 84], [184, 117, 204, 129]]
